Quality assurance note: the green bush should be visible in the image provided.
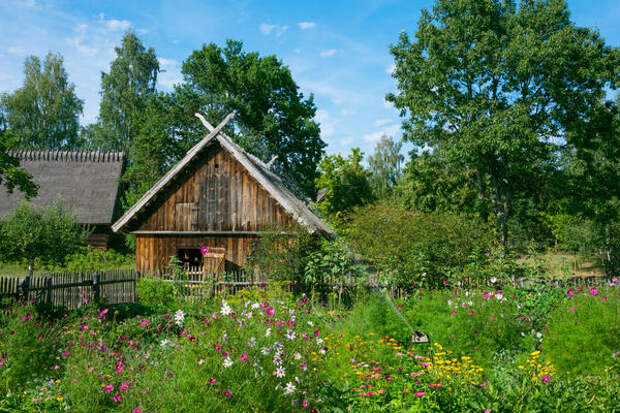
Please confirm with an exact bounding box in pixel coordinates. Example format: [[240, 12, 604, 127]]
[[136, 276, 176, 311], [346, 201, 491, 287], [43, 247, 135, 272]]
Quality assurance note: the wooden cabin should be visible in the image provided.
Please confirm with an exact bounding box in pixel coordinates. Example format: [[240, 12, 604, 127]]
[[112, 113, 332, 275], [0, 151, 125, 249]]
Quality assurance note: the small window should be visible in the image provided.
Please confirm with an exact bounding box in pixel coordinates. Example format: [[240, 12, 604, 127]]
[[177, 248, 203, 268]]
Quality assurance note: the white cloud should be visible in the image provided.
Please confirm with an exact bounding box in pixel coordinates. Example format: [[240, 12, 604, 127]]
[[298, 22, 316, 29], [137, 28, 149, 35], [386, 63, 395, 75], [320, 49, 337, 57], [302, 80, 365, 105], [157, 57, 182, 89], [363, 124, 400, 143], [105, 19, 132, 31], [315, 109, 335, 137], [373, 118, 391, 127], [293, 48, 301, 54], [67, 24, 99, 56], [259, 23, 288, 36], [7, 46, 26, 55]]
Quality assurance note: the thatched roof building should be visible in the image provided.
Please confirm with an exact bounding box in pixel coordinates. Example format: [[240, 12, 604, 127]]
[[0, 151, 125, 249]]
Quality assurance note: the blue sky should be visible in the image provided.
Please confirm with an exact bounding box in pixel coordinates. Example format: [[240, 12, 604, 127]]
[[1, 0, 619, 157]]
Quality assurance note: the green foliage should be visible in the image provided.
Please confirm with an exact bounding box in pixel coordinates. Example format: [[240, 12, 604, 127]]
[[246, 222, 321, 286], [346, 201, 491, 287], [388, 0, 619, 249], [367, 135, 404, 198], [0, 130, 38, 198], [41, 247, 135, 272], [303, 240, 365, 291], [0, 200, 90, 274], [0, 52, 83, 150], [94, 31, 159, 152], [543, 288, 620, 376], [182, 39, 325, 197], [315, 148, 374, 216], [136, 276, 176, 312]]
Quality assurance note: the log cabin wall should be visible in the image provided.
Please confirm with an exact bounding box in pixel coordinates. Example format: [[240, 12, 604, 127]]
[[132, 142, 292, 274], [137, 143, 291, 232]]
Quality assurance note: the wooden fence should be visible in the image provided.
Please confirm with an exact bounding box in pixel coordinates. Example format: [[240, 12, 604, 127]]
[[0, 270, 139, 309]]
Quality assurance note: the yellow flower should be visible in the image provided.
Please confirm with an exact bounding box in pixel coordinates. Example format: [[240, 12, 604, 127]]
[[57, 397, 64, 402]]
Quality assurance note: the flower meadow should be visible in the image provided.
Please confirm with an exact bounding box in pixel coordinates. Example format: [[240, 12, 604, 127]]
[[0, 278, 618, 412]]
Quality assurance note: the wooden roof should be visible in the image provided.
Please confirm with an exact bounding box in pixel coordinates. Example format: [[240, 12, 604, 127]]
[[0, 151, 125, 225], [112, 114, 333, 238]]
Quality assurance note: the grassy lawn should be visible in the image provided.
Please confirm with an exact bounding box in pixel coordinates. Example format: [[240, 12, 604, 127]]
[[517, 252, 606, 278]]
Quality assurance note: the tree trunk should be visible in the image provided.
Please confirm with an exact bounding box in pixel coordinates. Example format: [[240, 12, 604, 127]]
[[28, 257, 34, 277], [491, 177, 511, 252]]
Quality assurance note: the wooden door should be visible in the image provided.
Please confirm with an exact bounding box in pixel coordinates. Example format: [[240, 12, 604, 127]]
[[202, 247, 226, 280]]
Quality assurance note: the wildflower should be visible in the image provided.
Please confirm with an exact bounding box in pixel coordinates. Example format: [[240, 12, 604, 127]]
[[223, 389, 232, 399], [57, 396, 64, 401], [490, 277, 497, 283], [301, 400, 309, 408], [451, 310, 457, 316], [223, 357, 233, 368], [299, 362, 307, 371], [54, 364, 61, 370], [266, 307, 275, 316], [104, 384, 114, 393], [261, 346, 271, 355], [200, 246, 210, 256], [220, 300, 232, 316], [160, 339, 171, 348], [174, 310, 185, 326], [570, 306, 575, 313], [134, 409, 143, 413], [274, 366, 286, 378], [248, 337, 256, 347], [265, 328, 272, 337], [601, 297, 607, 303], [495, 292, 503, 300], [314, 328, 321, 337], [120, 381, 131, 391], [284, 382, 296, 394], [429, 383, 442, 388], [240, 353, 249, 362], [567, 289, 575, 298], [294, 352, 302, 360], [140, 320, 149, 328], [414, 391, 426, 397], [590, 287, 598, 296], [286, 330, 296, 340], [485, 410, 492, 413], [208, 377, 217, 385], [273, 355, 283, 365], [541, 374, 550, 383]]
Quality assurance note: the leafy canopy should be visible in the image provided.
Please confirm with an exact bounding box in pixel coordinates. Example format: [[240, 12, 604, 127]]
[[182, 40, 325, 197], [0, 52, 83, 150]]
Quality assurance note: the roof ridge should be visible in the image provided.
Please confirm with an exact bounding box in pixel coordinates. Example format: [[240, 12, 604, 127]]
[[7, 150, 126, 163]]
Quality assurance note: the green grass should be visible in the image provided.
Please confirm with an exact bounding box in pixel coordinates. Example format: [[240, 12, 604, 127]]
[[517, 252, 605, 279]]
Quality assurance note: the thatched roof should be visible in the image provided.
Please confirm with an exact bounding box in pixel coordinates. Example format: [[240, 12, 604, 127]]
[[0, 151, 125, 225], [112, 113, 333, 238]]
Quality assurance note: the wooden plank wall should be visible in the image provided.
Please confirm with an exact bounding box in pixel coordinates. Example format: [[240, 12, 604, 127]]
[[137, 143, 292, 232], [136, 235, 259, 274]]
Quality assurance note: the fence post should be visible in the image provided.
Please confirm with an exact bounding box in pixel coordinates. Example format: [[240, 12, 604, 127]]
[[134, 270, 140, 302], [93, 272, 100, 303], [46, 276, 53, 304], [20, 275, 31, 302]]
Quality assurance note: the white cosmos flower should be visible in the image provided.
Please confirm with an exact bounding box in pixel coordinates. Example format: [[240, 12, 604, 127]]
[[265, 328, 271, 337], [261, 346, 271, 355], [223, 357, 233, 368], [274, 366, 286, 378], [220, 300, 232, 316], [286, 330, 296, 340], [174, 310, 185, 326], [284, 382, 296, 394], [447, 300, 452, 306], [246, 311, 253, 318], [316, 337, 324, 345], [536, 332, 542, 338], [248, 337, 256, 347], [160, 339, 171, 348], [294, 352, 302, 360], [495, 292, 503, 300], [307, 321, 313, 326], [273, 355, 283, 365], [251, 302, 260, 309]]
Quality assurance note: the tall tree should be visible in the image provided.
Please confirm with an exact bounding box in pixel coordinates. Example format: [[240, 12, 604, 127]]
[[388, 0, 619, 248], [315, 148, 374, 216], [0, 52, 83, 149], [182, 40, 325, 197], [95, 31, 159, 152], [0, 130, 38, 198], [367, 135, 404, 197]]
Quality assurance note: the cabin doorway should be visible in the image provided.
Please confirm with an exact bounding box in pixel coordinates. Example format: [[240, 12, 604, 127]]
[[177, 248, 203, 268]]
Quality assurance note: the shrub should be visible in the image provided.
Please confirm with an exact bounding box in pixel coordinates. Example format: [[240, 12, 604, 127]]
[[346, 201, 491, 287], [136, 276, 176, 311], [44, 247, 135, 272]]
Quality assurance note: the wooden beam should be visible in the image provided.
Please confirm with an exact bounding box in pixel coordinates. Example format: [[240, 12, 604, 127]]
[[130, 230, 287, 236]]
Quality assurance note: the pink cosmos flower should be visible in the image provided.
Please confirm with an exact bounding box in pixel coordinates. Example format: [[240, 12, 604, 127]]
[[140, 320, 149, 328], [601, 297, 607, 303], [54, 365, 61, 370], [468, 310, 474, 316], [240, 353, 249, 362], [429, 383, 442, 388], [208, 377, 217, 385], [120, 381, 131, 391], [541, 374, 550, 383], [451, 310, 457, 316], [104, 384, 114, 393], [265, 308, 275, 316], [567, 289, 575, 297], [223, 389, 232, 399], [414, 391, 426, 397], [590, 287, 598, 296], [570, 306, 575, 312], [112, 392, 122, 403], [134, 408, 143, 413], [200, 246, 210, 256], [485, 409, 492, 413], [314, 328, 321, 337], [301, 400, 309, 408]]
